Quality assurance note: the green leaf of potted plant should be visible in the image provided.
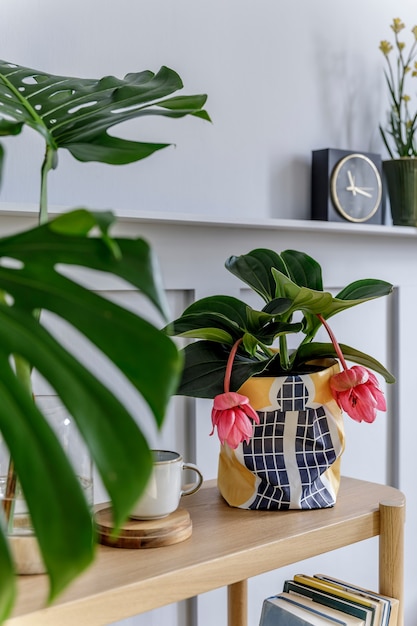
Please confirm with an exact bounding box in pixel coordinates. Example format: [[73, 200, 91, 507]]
[[167, 248, 394, 397]]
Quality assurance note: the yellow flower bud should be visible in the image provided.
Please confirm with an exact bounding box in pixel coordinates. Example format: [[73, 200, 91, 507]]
[[398, 41, 406, 50], [391, 18, 405, 33], [403, 95, 411, 102], [413, 25, 417, 39], [379, 40, 393, 55], [405, 65, 411, 73]]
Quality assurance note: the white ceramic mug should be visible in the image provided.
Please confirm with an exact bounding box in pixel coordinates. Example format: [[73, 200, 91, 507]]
[[130, 450, 203, 520]]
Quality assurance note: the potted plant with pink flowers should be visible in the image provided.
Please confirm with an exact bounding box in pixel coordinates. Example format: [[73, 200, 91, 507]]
[[166, 248, 394, 511]]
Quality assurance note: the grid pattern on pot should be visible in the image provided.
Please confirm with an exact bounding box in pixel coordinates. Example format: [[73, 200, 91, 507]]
[[276, 376, 309, 411], [242, 376, 338, 509]]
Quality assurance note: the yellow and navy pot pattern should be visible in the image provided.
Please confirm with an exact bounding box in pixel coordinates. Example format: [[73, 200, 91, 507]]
[[218, 359, 345, 510]]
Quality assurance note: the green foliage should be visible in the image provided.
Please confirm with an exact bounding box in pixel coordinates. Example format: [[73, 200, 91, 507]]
[[166, 248, 395, 398], [0, 60, 210, 222], [0, 528, 14, 620], [0, 60, 209, 163], [379, 18, 417, 158], [0, 60, 208, 623], [0, 210, 183, 614]]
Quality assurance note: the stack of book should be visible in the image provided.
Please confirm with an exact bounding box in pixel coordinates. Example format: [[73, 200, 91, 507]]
[[259, 574, 399, 625]]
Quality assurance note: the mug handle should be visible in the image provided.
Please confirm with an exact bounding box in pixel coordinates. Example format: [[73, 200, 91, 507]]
[[181, 463, 204, 496]]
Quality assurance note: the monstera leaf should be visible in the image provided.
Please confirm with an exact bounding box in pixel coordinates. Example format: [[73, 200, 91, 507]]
[[0, 60, 209, 162], [0, 57, 209, 623], [0, 209, 182, 620], [0, 60, 210, 221]]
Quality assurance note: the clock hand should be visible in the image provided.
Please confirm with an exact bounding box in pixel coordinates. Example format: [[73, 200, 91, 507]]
[[347, 170, 355, 186], [346, 170, 357, 195], [354, 187, 372, 198]]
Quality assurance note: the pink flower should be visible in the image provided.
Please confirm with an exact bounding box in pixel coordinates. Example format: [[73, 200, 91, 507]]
[[211, 391, 260, 449], [330, 365, 386, 423]]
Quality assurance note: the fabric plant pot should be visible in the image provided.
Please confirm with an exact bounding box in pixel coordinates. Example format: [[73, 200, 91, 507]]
[[383, 158, 417, 227], [217, 359, 345, 510]]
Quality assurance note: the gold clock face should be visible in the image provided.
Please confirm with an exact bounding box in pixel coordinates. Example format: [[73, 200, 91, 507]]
[[330, 154, 382, 223]]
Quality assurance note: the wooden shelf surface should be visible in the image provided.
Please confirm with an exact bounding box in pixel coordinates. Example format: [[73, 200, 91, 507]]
[[6, 476, 405, 626]]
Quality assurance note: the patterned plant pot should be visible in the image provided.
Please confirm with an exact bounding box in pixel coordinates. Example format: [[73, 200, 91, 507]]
[[217, 359, 345, 510]]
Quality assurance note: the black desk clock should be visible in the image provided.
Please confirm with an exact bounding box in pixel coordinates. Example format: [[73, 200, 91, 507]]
[[311, 148, 384, 224]]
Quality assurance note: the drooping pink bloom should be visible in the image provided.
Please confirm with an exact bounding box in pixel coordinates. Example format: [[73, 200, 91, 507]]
[[329, 365, 386, 423], [211, 391, 260, 449]]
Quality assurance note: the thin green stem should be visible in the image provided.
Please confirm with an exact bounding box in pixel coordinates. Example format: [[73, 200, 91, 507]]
[[3, 458, 17, 523], [279, 334, 289, 370], [11, 136, 52, 520], [39, 144, 56, 225], [382, 26, 417, 156]]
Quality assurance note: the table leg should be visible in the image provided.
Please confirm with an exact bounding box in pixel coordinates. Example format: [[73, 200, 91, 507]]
[[228, 579, 248, 626], [379, 499, 405, 626]]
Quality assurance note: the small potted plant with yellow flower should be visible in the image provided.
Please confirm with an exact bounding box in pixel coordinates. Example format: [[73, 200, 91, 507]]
[[166, 248, 394, 511], [379, 17, 417, 225]]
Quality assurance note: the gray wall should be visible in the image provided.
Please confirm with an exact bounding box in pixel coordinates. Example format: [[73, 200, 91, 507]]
[[1, 0, 416, 220]]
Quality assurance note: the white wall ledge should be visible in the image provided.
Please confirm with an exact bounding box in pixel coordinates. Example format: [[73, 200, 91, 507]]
[[1, 202, 416, 239]]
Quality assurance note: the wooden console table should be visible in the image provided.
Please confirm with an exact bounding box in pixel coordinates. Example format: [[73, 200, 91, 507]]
[[6, 476, 405, 626]]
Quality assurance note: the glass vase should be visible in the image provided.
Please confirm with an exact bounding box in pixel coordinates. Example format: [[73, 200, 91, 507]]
[[0, 398, 93, 574]]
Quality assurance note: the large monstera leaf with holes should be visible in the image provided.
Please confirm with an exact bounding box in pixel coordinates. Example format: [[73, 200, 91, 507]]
[[0, 209, 182, 621], [0, 59, 205, 623], [0, 60, 209, 165]]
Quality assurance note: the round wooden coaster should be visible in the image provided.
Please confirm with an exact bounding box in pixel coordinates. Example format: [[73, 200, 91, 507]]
[[94, 505, 192, 549]]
